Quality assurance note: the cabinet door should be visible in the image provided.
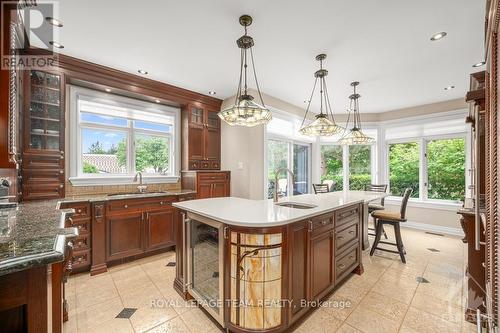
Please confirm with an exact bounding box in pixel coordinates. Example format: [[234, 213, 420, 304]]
[[197, 183, 213, 199], [205, 111, 221, 163], [107, 212, 144, 261], [188, 126, 205, 161], [310, 231, 334, 300], [146, 209, 175, 251], [289, 222, 309, 322], [212, 182, 228, 198]]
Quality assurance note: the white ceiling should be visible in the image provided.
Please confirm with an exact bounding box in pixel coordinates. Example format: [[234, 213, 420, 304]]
[[46, 0, 484, 113]]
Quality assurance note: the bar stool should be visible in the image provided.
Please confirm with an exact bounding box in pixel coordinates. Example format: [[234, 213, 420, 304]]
[[365, 184, 388, 239], [370, 188, 413, 263], [313, 183, 329, 194]]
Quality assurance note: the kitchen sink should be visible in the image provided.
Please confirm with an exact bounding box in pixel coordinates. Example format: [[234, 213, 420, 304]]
[[275, 202, 317, 209]]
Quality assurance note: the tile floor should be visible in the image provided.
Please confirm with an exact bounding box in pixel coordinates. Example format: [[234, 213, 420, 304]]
[[63, 226, 475, 333]]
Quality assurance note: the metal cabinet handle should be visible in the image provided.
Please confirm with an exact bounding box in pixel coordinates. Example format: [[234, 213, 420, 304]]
[[338, 236, 345, 240], [124, 204, 128, 208], [67, 217, 74, 226], [338, 264, 345, 269], [474, 105, 481, 251], [160, 201, 164, 205], [308, 220, 313, 232], [348, 230, 355, 234], [77, 209, 82, 214], [321, 220, 328, 225]]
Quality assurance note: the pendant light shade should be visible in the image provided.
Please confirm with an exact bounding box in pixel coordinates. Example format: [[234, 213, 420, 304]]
[[218, 15, 272, 127], [338, 82, 374, 145], [299, 54, 343, 137]]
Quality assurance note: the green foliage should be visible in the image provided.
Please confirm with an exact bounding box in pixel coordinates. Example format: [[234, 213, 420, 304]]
[[117, 136, 169, 174], [388, 142, 420, 198], [87, 141, 106, 154], [349, 174, 372, 190], [427, 138, 465, 200], [267, 140, 288, 180], [83, 161, 99, 174]]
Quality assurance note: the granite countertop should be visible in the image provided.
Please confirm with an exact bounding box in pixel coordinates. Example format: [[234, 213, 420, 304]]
[[59, 189, 197, 205], [173, 190, 388, 227], [0, 200, 77, 277]]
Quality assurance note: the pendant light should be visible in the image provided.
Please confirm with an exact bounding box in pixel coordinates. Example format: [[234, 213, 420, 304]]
[[218, 15, 272, 127], [299, 54, 343, 136], [338, 81, 375, 145]]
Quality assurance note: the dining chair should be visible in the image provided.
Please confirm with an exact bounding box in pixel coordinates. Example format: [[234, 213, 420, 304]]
[[365, 184, 388, 239], [370, 188, 413, 263], [313, 183, 329, 194]]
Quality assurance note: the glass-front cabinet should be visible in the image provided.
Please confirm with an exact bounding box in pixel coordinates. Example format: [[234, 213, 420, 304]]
[[21, 69, 65, 200], [26, 70, 63, 151]]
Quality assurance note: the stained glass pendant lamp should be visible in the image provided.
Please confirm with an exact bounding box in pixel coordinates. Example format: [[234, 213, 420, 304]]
[[338, 81, 375, 145], [299, 54, 344, 136], [218, 15, 272, 127]]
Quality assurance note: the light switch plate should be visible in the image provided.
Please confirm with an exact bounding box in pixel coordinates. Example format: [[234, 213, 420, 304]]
[[237, 162, 244, 170]]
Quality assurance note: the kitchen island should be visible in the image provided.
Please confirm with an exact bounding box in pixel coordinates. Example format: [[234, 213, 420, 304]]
[[173, 191, 387, 332]]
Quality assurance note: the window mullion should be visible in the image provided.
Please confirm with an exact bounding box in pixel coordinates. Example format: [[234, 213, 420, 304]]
[[129, 121, 135, 175], [420, 138, 427, 200], [343, 145, 349, 191]]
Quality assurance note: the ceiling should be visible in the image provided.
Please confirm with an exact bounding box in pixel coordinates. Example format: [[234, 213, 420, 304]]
[[39, 0, 484, 113]]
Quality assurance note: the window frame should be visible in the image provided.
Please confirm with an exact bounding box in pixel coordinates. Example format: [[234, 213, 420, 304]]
[[68, 86, 181, 186], [385, 133, 468, 204]]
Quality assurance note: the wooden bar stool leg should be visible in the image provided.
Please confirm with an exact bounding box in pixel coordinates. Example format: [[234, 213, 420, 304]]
[[370, 219, 384, 256], [381, 225, 388, 239], [393, 222, 406, 263]]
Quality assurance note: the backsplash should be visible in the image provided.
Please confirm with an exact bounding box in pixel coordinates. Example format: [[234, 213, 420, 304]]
[[65, 181, 182, 197]]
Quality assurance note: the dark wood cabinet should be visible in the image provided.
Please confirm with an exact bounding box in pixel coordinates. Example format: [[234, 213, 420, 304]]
[[288, 221, 309, 322], [181, 171, 230, 199], [146, 209, 175, 251], [21, 69, 65, 201], [183, 103, 221, 170], [310, 229, 334, 300], [107, 212, 144, 261]]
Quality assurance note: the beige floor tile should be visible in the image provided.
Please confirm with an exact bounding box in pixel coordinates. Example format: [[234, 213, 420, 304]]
[[76, 274, 115, 295], [76, 285, 120, 309], [321, 294, 358, 321], [295, 308, 343, 333], [357, 291, 408, 323], [401, 306, 462, 333], [411, 290, 464, 325], [62, 315, 77, 333], [371, 277, 418, 304], [415, 280, 463, 307], [346, 305, 400, 333], [162, 290, 197, 315], [180, 308, 218, 333], [145, 316, 191, 333], [335, 323, 363, 333], [76, 297, 124, 331], [129, 305, 178, 333], [120, 283, 165, 309], [85, 318, 135, 333]]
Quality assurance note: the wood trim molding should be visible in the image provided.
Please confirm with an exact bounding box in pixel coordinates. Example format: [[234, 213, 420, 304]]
[[53, 53, 222, 109]]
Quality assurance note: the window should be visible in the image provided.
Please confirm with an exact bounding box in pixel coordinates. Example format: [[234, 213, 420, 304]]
[[388, 142, 420, 198], [387, 138, 466, 202], [266, 139, 311, 199], [69, 86, 180, 185], [349, 145, 371, 190], [427, 138, 465, 201], [320, 145, 343, 191]]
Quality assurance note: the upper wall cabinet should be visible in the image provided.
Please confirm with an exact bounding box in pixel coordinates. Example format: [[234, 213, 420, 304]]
[[21, 69, 65, 200], [182, 103, 221, 170]]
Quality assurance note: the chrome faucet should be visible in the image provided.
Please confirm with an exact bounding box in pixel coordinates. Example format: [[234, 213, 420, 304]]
[[273, 167, 295, 203], [0, 178, 17, 209], [133, 172, 148, 193]]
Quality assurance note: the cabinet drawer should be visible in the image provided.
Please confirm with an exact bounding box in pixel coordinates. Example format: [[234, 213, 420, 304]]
[[61, 202, 90, 219], [335, 245, 359, 281], [23, 153, 63, 169], [198, 172, 228, 182], [23, 183, 64, 200], [106, 197, 175, 215], [72, 250, 90, 269], [73, 234, 91, 251], [335, 205, 360, 228], [67, 218, 90, 234], [310, 213, 334, 236], [335, 222, 358, 253], [23, 168, 64, 183]]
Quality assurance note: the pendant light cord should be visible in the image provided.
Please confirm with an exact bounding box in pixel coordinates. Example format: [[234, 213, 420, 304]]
[[300, 76, 319, 128], [250, 47, 266, 106]]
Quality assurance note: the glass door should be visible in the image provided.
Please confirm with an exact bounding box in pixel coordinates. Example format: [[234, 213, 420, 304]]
[[187, 213, 224, 326], [293, 143, 310, 195]]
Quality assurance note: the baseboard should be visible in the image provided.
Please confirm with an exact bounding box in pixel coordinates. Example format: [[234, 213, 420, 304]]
[[402, 221, 464, 237]]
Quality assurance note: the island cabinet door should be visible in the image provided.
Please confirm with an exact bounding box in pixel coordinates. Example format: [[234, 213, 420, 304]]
[[309, 229, 334, 300], [145, 208, 175, 251], [106, 212, 144, 261], [288, 221, 310, 323]]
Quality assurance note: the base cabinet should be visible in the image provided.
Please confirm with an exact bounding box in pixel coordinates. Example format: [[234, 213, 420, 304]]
[[310, 230, 334, 300], [107, 212, 144, 261], [146, 209, 175, 251], [181, 171, 230, 199]]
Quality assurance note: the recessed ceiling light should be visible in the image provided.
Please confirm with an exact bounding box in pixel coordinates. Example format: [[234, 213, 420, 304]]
[[473, 61, 486, 68], [138, 69, 148, 75], [46, 17, 63, 27], [208, 91, 216, 95], [49, 41, 64, 49], [105, 88, 111, 92], [444, 85, 455, 90], [430, 32, 447, 41], [155, 99, 160, 103]]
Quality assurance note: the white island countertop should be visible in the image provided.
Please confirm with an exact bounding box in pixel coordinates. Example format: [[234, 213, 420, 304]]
[[173, 190, 388, 227]]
